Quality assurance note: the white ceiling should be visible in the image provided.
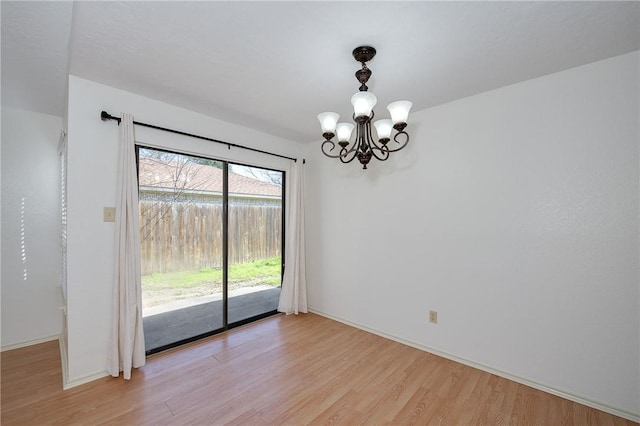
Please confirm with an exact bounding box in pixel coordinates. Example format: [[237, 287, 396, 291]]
[[2, 1, 639, 143]]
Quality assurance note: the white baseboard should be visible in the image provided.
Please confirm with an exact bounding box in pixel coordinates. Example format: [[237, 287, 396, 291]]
[[63, 370, 110, 390], [57, 335, 109, 390], [2, 335, 108, 390], [1, 334, 60, 352], [308, 308, 640, 424]]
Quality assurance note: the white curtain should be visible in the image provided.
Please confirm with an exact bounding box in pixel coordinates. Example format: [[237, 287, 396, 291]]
[[109, 113, 146, 379], [278, 160, 307, 314]]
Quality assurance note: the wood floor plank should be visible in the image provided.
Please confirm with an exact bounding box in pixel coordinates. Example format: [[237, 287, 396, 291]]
[[1, 313, 637, 425], [96, 401, 174, 426]]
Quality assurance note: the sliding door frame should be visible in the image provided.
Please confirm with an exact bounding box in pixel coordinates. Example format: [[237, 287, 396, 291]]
[[225, 159, 285, 330], [136, 145, 285, 355]]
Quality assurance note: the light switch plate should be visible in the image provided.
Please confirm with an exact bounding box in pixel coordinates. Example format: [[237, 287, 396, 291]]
[[103, 207, 116, 222]]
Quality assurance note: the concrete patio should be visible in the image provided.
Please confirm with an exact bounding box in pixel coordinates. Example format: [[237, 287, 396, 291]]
[[143, 287, 281, 352]]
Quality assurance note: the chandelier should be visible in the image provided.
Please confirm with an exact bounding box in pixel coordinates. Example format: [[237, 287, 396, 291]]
[[318, 46, 412, 169]]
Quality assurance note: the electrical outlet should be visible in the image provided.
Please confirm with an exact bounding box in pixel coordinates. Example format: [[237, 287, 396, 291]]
[[429, 310, 438, 324], [103, 207, 116, 222]]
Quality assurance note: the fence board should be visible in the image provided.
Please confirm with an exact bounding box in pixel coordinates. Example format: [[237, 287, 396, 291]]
[[139, 199, 281, 275]]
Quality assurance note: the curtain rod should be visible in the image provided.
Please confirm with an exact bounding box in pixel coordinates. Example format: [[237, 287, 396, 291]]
[[100, 111, 299, 162]]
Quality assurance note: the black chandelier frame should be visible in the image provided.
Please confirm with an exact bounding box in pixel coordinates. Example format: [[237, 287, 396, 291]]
[[320, 46, 410, 169]]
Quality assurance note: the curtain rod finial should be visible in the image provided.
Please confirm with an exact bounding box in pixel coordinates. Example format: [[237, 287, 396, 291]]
[[101, 111, 121, 124]]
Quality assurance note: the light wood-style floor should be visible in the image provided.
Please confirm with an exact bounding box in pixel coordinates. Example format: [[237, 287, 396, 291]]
[[1, 313, 636, 425]]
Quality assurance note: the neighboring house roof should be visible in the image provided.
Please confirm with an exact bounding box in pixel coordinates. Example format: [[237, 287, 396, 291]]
[[138, 157, 282, 197]]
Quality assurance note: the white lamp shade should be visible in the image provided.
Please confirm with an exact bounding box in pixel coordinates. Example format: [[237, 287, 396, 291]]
[[373, 119, 393, 140], [387, 101, 412, 124], [336, 122, 355, 142], [351, 92, 377, 118], [317, 112, 339, 134]]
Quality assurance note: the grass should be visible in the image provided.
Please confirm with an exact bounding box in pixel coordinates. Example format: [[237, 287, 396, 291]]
[[142, 256, 282, 290]]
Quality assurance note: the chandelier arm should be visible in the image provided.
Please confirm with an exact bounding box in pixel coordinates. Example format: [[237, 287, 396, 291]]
[[346, 123, 365, 164], [350, 121, 373, 168], [339, 134, 359, 164], [321, 139, 357, 159], [362, 113, 394, 157], [339, 148, 358, 164], [366, 122, 391, 161], [368, 137, 387, 151], [383, 130, 410, 153], [369, 145, 390, 161], [365, 119, 382, 150]]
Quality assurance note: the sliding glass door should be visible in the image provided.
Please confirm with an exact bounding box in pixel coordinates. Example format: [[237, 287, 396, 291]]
[[227, 164, 283, 325], [138, 147, 283, 354]]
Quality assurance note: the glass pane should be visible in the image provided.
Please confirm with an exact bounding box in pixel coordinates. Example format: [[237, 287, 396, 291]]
[[139, 147, 225, 352], [227, 164, 283, 324]]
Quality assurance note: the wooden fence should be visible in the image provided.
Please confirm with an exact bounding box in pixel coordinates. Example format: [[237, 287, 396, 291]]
[[140, 199, 281, 275]]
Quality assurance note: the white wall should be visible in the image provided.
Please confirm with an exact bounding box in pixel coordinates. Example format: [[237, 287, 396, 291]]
[[1, 107, 63, 348], [66, 75, 302, 384], [306, 51, 639, 418]]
